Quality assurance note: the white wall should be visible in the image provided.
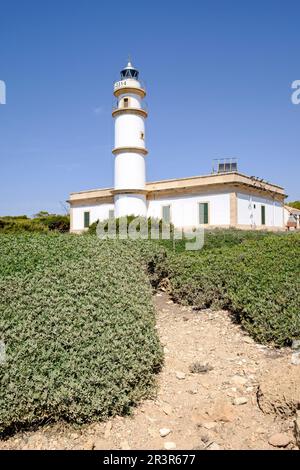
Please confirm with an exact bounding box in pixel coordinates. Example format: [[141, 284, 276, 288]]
[[71, 191, 285, 232], [71, 203, 114, 231], [114, 113, 145, 149], [115, 194, 147, 218], [147, 192, 231, 227], [118, 93, 141, 109], [237, 193, 284, 228], [114, 152, 146, 190]]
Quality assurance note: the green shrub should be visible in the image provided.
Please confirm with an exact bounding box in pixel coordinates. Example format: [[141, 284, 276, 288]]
[[0, 234, 162, 435], [88, 216, 174, 239], [163, 234, 300, 346], [158, 227, 274, 254], [0, 214, 70, 234], [287, 201, 300, 210], [36, 214, 70, 232], [0, 218, 48, 234]]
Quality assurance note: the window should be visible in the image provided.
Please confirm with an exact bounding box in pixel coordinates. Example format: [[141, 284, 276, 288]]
[[109, 209, 114, 220], [199, 202, 209, 225], [261, 205, 266, 225], [140, 131, 144, 140], [84, 211, 90, 228], [162, 205, 171, 223], [123, 97, 129, 108]]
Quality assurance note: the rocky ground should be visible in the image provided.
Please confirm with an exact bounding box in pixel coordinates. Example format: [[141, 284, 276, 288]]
[[1, 291, 299, 450]]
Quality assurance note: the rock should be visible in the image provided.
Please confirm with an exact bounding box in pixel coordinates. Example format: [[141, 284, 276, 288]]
[[294, 411, 300, 448], [161, 403, 172, 416], [208, 399, 236, 423], [163, 347, 169, 354], [291, 352, 300, 365], [159, 428, 171, 437], [257, 366, 300, 418], [292, 340, 300, 350], [268, 433, 291, 448], [207, 442, 221, 450], [233, 397, 248, 406], [231, 375, 247, 386], [176, 371, 186, 380], [164, 441, 176, 450], [202, 421, 217, 430], [120, 440, 131, 450]]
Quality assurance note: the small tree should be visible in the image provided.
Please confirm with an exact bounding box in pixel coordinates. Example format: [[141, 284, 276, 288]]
[[287, 201, 300, 210], [34, 210, 50, 218]]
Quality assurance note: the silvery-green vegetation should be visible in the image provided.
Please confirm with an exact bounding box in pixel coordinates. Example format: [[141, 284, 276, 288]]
[[0, 234, 162, 436], [0, 228, 299, 436]]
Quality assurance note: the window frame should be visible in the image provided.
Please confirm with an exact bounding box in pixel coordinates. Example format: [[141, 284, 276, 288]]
[[198, 202, 209, 225], [84, 211, 90, 228], [162, 205, 171, 224], [261, 205, 266, 226]]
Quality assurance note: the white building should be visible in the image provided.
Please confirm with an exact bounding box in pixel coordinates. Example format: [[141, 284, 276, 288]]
[[69, 61, 287, 233]]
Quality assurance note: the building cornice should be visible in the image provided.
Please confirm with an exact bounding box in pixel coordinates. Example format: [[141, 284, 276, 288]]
[[112, 107, 148, 118], [113, 87, 146, 98], [112, 146, 148, 156], [69, 172, 286, 205], [112, 188, 148, 195]]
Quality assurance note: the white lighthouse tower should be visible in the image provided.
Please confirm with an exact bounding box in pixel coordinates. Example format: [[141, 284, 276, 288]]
[[112, 60, 148, 218]]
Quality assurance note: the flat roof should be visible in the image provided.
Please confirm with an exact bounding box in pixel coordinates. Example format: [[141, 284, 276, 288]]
[[69, 171, 286, 203]]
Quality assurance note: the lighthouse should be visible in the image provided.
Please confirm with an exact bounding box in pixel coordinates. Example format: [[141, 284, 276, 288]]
[[112, 61, 148, 218]]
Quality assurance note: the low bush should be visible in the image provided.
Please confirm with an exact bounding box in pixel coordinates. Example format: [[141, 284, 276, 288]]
[[36, 214, 70, 233], [0, 218, 48, 233], [0, 214, 70, 234], [1, 228, 298, 437], [163, 233, 300, 347], [88, 216, 174, 239], [0, 234, 162, 435]]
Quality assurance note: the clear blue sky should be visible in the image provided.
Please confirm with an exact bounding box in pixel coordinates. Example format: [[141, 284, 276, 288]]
[[0, 0, 299, 216]]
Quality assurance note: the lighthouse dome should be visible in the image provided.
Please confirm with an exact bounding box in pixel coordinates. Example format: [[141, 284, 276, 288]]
[[120, 61, 139, 80]]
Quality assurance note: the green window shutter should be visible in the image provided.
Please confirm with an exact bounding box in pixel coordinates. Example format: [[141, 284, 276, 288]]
[[199, 203, 209, 224], [109, 209, 114, 220], [162, 205, 171, 223], [261, 205, 266, 225], [84, 211, 90, 228]]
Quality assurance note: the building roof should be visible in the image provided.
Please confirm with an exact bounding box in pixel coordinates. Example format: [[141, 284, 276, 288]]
[[284, 205, 300, 215], [68, 171, 286, 205]]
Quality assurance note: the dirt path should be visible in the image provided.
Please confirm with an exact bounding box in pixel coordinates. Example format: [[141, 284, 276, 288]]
[[1, 292, 297, 450]]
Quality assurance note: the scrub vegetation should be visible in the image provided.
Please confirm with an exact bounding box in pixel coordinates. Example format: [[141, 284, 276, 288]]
[[0, 227, 299, 436], [0, 234, 162, 435]]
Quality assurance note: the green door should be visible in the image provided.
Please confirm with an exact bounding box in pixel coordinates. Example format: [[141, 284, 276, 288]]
[[261, 205, 266, 225], [84, 211, 90, 228], [199, 202, 209, 224]]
